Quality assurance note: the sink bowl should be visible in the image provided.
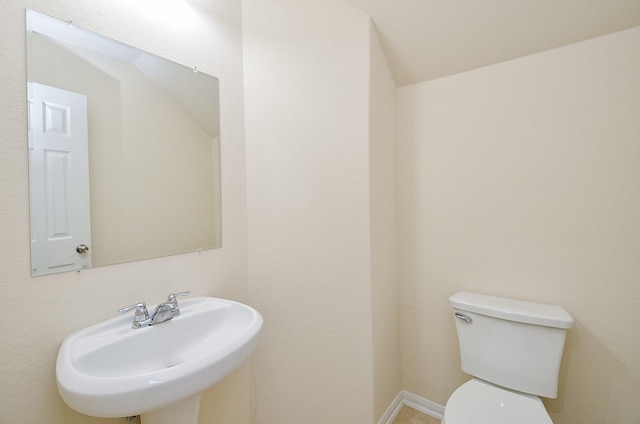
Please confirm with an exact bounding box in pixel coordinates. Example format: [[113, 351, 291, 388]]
[[56, 297, 263, 418]]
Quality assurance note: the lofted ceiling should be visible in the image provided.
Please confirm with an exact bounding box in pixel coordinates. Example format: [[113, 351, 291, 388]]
[[344, 0, 640, 86]]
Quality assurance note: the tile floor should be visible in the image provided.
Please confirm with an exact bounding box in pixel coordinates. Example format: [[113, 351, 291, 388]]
[[391, 406, 441, 424]]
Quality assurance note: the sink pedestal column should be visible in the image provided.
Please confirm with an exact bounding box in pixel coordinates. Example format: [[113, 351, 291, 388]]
[[140, 394, 202, 424]]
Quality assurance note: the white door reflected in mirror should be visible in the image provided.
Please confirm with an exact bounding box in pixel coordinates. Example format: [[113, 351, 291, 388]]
[[28, 82, 93, 276]]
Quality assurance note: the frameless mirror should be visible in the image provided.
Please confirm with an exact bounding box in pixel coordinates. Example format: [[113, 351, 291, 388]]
[[26, 9, 222, 276]]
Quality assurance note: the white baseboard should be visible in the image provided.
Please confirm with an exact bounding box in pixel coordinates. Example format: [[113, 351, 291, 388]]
[[377, 392, 404, 424], [378, 390, 445, 424], [401, 391, 445, 419]]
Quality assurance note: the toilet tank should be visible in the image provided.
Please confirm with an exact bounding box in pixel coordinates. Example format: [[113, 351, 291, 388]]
[[449, 291, 574, 398]]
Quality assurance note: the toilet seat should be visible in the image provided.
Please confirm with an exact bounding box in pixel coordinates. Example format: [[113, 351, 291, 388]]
[[443, 378, 553, 424]]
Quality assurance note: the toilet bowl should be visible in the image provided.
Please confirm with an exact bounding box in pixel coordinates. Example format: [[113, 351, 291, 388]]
[[445, 292, 573, 424], [443, 378, 552, 424]]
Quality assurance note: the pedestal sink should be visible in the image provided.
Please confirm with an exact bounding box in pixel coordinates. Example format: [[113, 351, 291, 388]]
[[56, 297, 263, 423]]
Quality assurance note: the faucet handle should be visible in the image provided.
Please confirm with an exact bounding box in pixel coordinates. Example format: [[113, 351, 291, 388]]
[[118, 302, 149, 328], [167, 290, 191, 301]]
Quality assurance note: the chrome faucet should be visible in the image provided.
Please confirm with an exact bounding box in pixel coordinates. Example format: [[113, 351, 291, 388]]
[[119, 291, 191, 329]]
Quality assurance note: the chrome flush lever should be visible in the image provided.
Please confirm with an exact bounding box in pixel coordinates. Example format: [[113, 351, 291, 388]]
[[454, 312, 472, 323]]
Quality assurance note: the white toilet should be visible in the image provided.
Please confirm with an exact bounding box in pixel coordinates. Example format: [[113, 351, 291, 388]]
[[444, 291, 574, 424]]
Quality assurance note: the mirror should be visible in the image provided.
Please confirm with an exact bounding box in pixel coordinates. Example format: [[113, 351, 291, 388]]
[[26, 9, 222, 276]]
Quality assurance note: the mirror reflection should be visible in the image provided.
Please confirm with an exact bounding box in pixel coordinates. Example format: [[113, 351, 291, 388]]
[[26, 9, 222, 277]]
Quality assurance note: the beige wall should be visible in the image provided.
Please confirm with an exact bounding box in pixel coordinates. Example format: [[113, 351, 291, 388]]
[[243, 0, 395, 422], [397, 26, 640, 423], [0, 0, 249, 423], [369, 23, 402, 420]]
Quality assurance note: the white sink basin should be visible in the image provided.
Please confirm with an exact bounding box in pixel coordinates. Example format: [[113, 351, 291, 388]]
[[56, 297, 263, 418]]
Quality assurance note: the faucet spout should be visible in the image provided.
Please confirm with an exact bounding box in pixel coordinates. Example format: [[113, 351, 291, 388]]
[[149, 291, 191, 325], [149, 303, 178, 325]]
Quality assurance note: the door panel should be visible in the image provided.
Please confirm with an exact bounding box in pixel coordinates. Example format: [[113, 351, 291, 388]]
[[28, 82, 92, 276]]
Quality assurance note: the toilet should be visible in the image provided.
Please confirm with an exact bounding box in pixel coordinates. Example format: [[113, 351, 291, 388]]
[[444, 291, 574, 424]]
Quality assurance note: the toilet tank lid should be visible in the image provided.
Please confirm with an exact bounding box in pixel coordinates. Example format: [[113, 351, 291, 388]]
[[450, 291, 574, 329]]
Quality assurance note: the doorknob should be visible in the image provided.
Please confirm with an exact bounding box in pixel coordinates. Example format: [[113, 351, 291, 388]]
[[76, 244, 89, 254]]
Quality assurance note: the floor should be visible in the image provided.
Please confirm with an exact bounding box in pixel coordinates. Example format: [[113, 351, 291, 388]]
[[391, 406, 441, 424]]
